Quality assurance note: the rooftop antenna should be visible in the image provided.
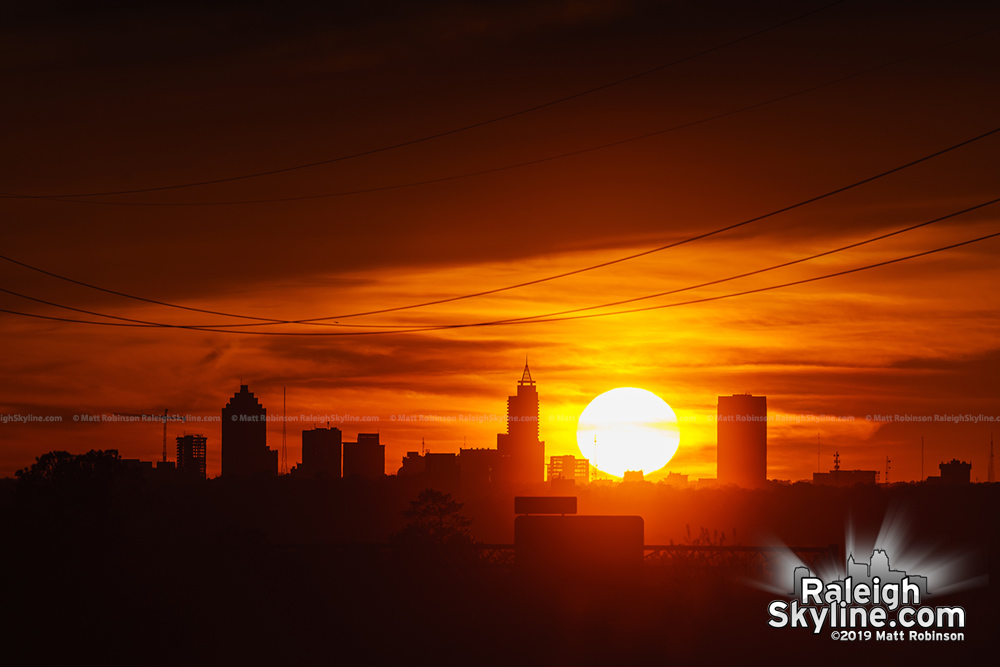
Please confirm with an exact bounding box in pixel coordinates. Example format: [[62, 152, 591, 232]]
[[833, 451, 840, 472], [885, 455, 891, 485], [422, 437, 427, 455]]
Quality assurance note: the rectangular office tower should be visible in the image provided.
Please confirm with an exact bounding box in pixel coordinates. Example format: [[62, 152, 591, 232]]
[[343, 433, 385, 480], [176, 434, 207, 480], [301, 426, 342, 479], [717, 394, 767, 488]]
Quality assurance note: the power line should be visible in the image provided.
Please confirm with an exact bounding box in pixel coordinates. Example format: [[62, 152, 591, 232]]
[[3, 228, 998, 335], [3, 124, 998, 327], [494, 197, 1000, 322], [0, 287, 415, 329], [15, 21, 997, 208], [519, 231, 1000, 325], [8, 193, 996, 331], [0, 255, 283, 323], [303, 124, 997, 322], [0, 1, 848, 200]]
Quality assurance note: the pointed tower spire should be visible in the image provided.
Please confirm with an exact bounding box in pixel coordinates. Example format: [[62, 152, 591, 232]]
[[519, 356, 534, 385]]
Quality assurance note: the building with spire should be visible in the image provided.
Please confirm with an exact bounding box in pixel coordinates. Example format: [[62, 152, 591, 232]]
[[496, 361, 545, 486], [221, 384, 278, 478]]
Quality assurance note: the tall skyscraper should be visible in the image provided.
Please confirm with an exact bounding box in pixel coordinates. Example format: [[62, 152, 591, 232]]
[[496, 362, 545, 486], [222, 384, 278, 478], [300, 426, 342, 479], [343, 432, 385, 480], [175, 434, 207, 480], [717, 393, 767, 488]]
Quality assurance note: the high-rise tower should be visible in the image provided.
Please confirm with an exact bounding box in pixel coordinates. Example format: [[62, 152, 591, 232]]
[[222, 384, 278, 478], [496, 361, 545, 486], [176, 434, 207, 480], [716, 393, 767, 488]]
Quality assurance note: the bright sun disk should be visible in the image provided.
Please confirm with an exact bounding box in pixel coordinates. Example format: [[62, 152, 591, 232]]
[[576, 387, 680, 478]]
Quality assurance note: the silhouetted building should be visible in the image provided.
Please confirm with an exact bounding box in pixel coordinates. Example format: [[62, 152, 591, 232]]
[[717, 393, 767, 488], [496, 362, 545, 486], [222, 384, 278, 478], [121, 458, 154, 475], [939, 458, 972, 484], [515, 508, 644, 585], [175, 434, 207, 480], [663, 471, 689, 487], [812, 451, 876, 486], [398, 451, 426, 476], [343, 433, 384, 480], [300, 426, 342, 479], [155, 460, 176, 481], [397, 450, 460, 491], [547, 455, 589, 483], [813, 469, 877, 486], [459, 447, 500, 491], [121, 457, 176, 482], [622, 470, 644, 482]]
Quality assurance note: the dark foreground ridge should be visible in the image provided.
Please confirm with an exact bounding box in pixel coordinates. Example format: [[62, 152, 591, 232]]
[[1, 450, 996, 665]]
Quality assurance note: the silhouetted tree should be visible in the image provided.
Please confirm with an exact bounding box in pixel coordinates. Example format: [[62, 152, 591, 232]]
[[15, 449, 126, 484], [12, 449, 146, 527], [392, 488, 474, 549]]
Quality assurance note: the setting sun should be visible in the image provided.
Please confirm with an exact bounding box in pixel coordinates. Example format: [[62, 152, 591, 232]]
[[576, 388, 681, 478]]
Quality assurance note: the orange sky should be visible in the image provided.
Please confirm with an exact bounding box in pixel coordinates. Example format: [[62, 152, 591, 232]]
[[2, 0, 998, 480]]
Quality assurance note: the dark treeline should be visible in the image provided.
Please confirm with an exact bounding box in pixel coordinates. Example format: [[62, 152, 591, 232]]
[[1, 450, 996, 664]]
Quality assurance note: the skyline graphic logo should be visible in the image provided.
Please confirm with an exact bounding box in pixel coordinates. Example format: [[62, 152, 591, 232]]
[[768, 548, 966, 642]]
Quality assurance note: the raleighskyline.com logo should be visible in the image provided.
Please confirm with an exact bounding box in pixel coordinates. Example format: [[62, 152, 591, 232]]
[[768, 549, 965, 642]]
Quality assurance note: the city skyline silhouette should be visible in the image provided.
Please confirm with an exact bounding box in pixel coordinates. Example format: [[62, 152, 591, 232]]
[[1, 1, 998, 663]]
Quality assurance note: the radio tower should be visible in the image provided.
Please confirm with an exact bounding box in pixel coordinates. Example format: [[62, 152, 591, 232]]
[[989, 433, 995, 483], [280, 386, 288, 475], [885, 455, 891, 485]]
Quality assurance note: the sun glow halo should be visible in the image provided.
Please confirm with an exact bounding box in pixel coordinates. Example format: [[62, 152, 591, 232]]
[[576, 387, 680, 478]]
